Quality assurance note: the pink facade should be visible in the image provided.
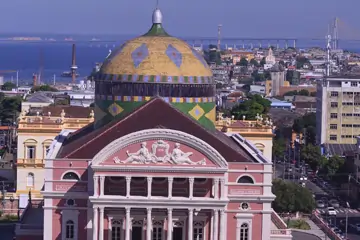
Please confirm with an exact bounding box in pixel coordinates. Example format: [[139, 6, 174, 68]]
[[33, 129, 281, 240]]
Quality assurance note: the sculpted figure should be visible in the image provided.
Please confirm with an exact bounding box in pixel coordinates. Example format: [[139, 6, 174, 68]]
[[122, 142, 154, 164], [170, 143, 206, 165]]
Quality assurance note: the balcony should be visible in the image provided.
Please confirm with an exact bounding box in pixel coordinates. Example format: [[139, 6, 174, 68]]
[[17, 159, 44, 167], [270, 211, 292, 240]]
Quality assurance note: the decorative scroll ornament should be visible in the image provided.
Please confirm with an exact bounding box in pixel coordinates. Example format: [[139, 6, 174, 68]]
[[113, 141, 206, 165]]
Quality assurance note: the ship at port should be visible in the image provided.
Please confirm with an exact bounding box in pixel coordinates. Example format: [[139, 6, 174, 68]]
[[61, 71, 79, 77]]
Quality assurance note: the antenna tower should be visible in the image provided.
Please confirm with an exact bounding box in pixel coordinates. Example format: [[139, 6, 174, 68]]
[[217, 24, 222, 51], [70, 44, 78, 84], [332, 17, 339, 50], [326, 34, 332, 76]]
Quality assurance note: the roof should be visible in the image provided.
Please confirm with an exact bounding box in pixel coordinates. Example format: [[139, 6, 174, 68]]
[[293, 96, 316, 103], [323, 143, 357, 156], [57, 98, 254, 163], [98, 9, 212, 81], [38, 106, 93, 118], [26, 92, 53, 103]]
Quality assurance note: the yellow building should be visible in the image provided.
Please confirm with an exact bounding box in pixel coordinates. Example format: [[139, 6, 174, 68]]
[[317, 76, 360, 144], [16, 106, 94, 197], [215, 113, 274, 161]]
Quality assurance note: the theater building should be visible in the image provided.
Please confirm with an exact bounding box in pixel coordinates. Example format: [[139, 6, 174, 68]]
[[15, 8, 292, 240]]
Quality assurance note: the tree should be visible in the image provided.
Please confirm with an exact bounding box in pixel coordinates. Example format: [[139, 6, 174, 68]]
[[324, 155, 345, 177], [279, 60, 285, 66], [298, 89, 310, 96], [272, 179, 315, 213], [238, 57, 248, 67], [260, 57, 266, 66], [231, 94, 271, 120], [300, 144, 327, 170], [273, 138, 285, 159], [0, 96, 21, 123], [1, 82, 16, 91], [250, 59, 259, 67], [89, 102, 95, 107], [251, 71, 265, 82], [31, 85, 58, 92], [296, 56, 310, 69]]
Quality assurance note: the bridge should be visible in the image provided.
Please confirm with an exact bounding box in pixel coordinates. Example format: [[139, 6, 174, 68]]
[[2, 18, 359, 50]]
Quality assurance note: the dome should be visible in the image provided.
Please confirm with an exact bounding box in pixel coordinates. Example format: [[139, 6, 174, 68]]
[[94, 8, 216, 129]]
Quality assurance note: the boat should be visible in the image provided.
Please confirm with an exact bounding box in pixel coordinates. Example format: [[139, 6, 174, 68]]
[[61, 71, 79, 78]]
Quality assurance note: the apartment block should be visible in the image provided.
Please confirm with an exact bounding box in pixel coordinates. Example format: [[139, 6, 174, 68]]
[[317, 76, 360, 144]]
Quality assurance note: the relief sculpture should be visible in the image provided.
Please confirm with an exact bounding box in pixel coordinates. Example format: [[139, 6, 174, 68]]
[[113, 141, 206, 165]]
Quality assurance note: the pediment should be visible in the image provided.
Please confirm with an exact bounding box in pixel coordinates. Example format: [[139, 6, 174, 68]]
[[92, 129, 228, 168]]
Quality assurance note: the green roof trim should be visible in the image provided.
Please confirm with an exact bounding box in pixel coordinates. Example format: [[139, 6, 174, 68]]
[[143, 24, 170, 37]]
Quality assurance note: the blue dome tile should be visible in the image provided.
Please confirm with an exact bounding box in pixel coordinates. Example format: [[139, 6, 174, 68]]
[[131, 43, 149, 68], [166, 44, 182, 68]]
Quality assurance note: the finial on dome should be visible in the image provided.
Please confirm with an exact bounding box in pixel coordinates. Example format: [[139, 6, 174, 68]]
[[152, 8, 162, 24]]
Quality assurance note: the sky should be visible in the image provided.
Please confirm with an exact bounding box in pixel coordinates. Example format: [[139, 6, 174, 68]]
[[0, 0, 359, 39]]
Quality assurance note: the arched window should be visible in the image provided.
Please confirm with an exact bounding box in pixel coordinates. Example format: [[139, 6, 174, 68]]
[[237, 176, 254, 184], [27, 173, 34, 187], [111, 220, 122, 240], [240, 223, 249, 240], [65, 220, 75, 239], [62, 172, 80, 181]]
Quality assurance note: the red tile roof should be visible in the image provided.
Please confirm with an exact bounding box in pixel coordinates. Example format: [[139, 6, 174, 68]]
[[57, 98, 254, 162]]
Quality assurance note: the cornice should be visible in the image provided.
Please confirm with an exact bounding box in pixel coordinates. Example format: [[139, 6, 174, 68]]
[[91, 129, 229, 168]]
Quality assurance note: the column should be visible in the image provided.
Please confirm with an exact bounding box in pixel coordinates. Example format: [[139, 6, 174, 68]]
[[167, 208, 173, 240], [213, 178, 219, 199], [125, 207, 131, 240], [126, 177, 131, 198], [213, 209, 219, 240], [210, 211, 214, 240], [147, 177, 152, 198], [168, 177, 173, 198], [188, 209, 193, 240], [220, 178, 225, 199], [93, 176, 99, 197], [92, 207, 98, 240], [99, 176, 105, 196], [219, 209, 225, 240], [147, 208, 152, 240], [189, 177, 194, 199], [98, 207, 104, 240]]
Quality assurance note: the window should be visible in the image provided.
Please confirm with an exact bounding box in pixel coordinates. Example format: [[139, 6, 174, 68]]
[[330, 113, 338, 119], [152, 227, 162, 240], [152, 221, 163, 240], [351, 82, 358, 87], [240, 223, 249, 240], [330, 102, 338, 108], [65, 220, 74, 239], [62, 172, 80, 181], [329, 124, 337, 130], [45, 146, 50, 155], [27, 173, 34, 187], [330, 91, 338, 97], [329, 135, 337, 141], [193, 221, 204, 240], [27, 146, 35, 159], [111, 220, 122, 240], [237, 176, 254, 184]]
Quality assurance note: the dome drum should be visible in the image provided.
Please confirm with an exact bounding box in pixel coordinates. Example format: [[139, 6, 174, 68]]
[[95, 82, 216, 98]]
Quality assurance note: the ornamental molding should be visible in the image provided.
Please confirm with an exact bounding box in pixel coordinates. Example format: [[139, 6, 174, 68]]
[[91, 129, 228, 168]]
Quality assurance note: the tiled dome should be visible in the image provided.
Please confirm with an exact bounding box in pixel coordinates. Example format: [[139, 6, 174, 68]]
[[94, 9, 216, 129]]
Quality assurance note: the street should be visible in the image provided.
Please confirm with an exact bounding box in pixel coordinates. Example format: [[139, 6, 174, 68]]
[[0, 224, 15, 240], [275, 162, 360, 239], [292, 231, 321, 240]]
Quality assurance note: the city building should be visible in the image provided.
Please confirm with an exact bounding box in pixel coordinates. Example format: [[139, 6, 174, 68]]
[[16, 106, 94, 197], [215, 113, 274, 161], [316, 76, 360, 144], [15, 8, 292, 240], [269, 64, 285, 97], [21, 92, 54, 112]]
